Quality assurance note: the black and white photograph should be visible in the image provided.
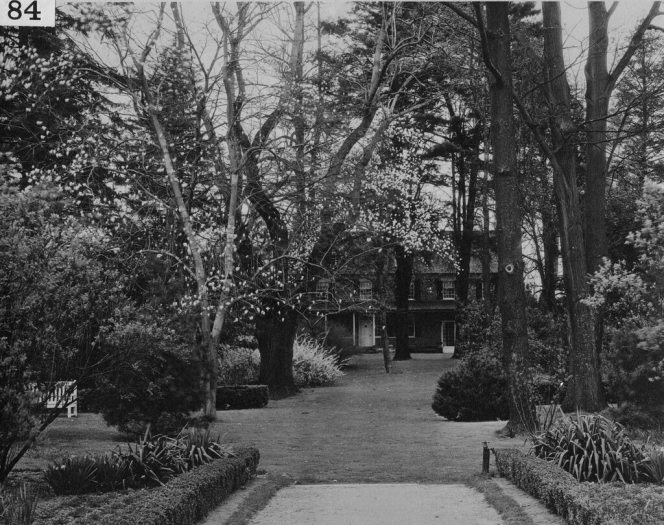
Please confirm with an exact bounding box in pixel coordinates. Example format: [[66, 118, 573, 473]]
[[1, 1, 663, 523]]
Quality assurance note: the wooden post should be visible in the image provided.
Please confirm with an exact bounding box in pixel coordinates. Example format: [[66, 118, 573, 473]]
[[482, 441, 490, 474], [352, 313, 356, 347]]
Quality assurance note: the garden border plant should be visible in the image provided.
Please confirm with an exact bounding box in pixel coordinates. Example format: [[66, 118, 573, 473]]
[[494, 448, 664, 525], [33, 446, 259, 525]]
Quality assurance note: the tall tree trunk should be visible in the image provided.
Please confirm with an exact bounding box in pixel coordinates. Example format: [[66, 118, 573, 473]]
[[456, 159, 479, 305], [483, 2, 531, 431], [583, 1, 662, 272], [481, 160, 493, 315], [540, 190, 559, 311], [542, 2, 605, 412], [584, 2, 610, 274], [393, 245, 413, 361], [375, 248, 391, 372], [256, 306, 298, 397]]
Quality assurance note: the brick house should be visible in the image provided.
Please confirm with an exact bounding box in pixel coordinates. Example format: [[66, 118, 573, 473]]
[[312, 253, 496, 353]]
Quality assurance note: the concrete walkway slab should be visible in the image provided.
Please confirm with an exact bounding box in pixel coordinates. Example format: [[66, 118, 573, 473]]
[[247, 483, 503, 525]]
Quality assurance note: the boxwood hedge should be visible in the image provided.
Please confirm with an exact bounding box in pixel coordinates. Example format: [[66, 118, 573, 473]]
[[33, 446, 259, 525], [217, 385, 269, 410], [494, 448, 664, 525]]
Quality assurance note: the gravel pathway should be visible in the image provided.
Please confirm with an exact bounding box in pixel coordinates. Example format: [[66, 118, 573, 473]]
[[203, 353, 561, 524], [211, 354, 506, 483]]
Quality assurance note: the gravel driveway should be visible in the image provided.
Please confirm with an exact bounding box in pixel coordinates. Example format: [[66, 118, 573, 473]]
[[211, 353, 507, 484]]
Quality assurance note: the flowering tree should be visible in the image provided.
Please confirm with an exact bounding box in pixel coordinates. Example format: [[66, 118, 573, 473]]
[[360, 127, 452, 360], [586, 181, 664, 414]]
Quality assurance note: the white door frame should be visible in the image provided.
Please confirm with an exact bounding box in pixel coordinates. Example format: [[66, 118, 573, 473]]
[[441, 320, 455, 353], [357, 314, 375, 347]]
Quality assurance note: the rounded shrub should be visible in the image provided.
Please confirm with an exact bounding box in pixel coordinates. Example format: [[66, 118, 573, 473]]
[[218, 345, 260, 386], [92, 308, 204, 436], [432, 349, 509, 421]]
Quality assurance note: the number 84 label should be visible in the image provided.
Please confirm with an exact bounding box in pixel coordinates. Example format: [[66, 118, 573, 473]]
[[1, 0, 55, 26]]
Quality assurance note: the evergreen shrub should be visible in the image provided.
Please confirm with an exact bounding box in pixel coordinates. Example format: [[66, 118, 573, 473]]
[[216, 386, 269, 410], [218, 345, 260, 386], [432, 349, 509, 421], [433, 301, 568, 422], [91, 309, 204, 436]]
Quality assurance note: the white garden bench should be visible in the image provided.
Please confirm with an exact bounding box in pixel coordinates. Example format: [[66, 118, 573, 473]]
[[29, 381, 78, 418]]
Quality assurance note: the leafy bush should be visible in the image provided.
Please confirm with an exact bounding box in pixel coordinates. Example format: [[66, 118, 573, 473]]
[[435, 302, 568, 422], [532, 414, 650, 483], [609, 402, 664, 429], [44, 457, 98, 496], [0, 484, 38, 525], [642, 448, 664, 484], [292, 336, 343, 387], [218, 337, 343, 389], [0, 186, 129, 483], [92, 309, 204, 436], [432, 348, 509, 421], [44, 429, 234, 496], [178, 428, 233, 469], [217, 346, 260, 385], [91, 455, 132, 492], [586, 181, 664, 420], [454, 301, 500, 357]]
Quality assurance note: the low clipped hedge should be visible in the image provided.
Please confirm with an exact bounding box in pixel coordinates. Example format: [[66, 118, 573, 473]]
[[494, 448, 664, 525], [216, 385, 269, 410], [34, 446, 259, 525]]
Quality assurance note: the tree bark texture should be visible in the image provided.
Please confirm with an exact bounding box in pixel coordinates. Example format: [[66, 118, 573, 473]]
[[484, 2, 531, 430], [393, 245, 413, 361], [583, 2, 610, 274], [540, 196, 559, 311], [542, 2, 605, 412], [256, 306, 298, 397]]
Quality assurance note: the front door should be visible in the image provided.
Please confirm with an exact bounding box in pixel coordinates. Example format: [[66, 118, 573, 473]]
[[358, 315, 375, 347], [442, 321, 455, 353]]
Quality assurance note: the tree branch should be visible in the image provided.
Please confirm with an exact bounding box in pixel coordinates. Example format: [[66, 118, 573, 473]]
[[607, 1, 662, 89]]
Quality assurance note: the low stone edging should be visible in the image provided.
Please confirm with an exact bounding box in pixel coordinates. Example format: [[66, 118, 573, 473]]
[[34, 446, 260, 525], [494, 448, 664, 525]]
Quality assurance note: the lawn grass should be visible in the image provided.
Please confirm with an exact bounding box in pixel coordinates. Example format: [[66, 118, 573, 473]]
[[16, 414, 124, 473]]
